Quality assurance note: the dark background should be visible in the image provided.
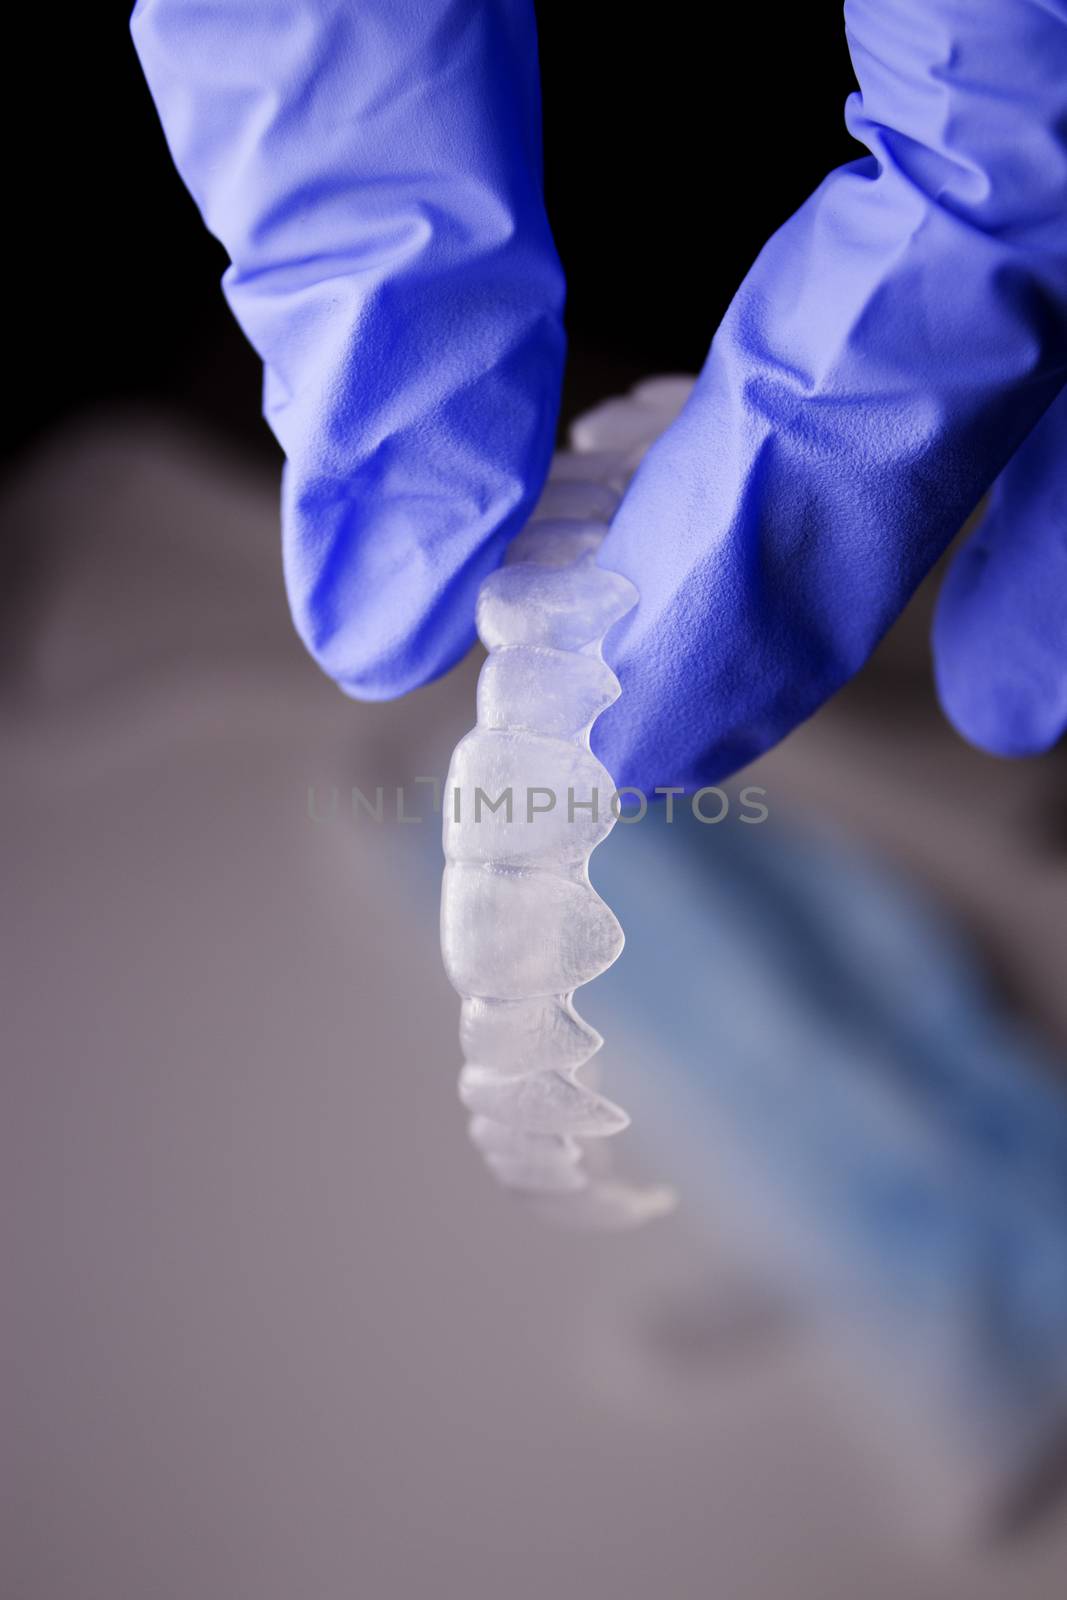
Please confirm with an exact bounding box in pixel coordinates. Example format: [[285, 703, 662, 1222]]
[[9, 4, 857, 466]]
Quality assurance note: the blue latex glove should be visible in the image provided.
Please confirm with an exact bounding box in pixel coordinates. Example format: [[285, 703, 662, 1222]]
[[133, 2, 1067, 788], [593, 1, 1067, 787], [131, 0, 565, 700]]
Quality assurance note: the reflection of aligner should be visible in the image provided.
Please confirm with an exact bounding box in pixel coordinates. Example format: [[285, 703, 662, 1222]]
[[440, 377, 693, 1229]]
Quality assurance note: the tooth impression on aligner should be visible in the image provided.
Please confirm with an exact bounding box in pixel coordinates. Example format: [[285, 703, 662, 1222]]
[[478, 647, 621, 740], [530, 479, 620, 523], [505, 518, 607, 568], [459, 1066, 630, 1138], [444, 734, 615, 865], [441, 864, 623, 996], [440, 379, 684, 1226], [467, 1117, 588, 1194], [545, 449, 629, 488], [476, 561, 637, 653], [568, 374, 696, 454], [460, 997, 602, 1077]]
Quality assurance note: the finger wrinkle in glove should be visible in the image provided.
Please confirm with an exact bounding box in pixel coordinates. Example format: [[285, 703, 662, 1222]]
[[845, 0, 1067, 242], [133, 0, 565, 699]]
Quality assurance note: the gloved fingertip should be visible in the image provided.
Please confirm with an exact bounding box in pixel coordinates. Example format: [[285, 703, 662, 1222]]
[[934, 662, 1064, 761], [932, 384, 1067, 761], [933, 544, 1067, 761]]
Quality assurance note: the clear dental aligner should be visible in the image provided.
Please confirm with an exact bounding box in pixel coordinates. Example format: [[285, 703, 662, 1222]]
[[440, 377, 693, 1229]]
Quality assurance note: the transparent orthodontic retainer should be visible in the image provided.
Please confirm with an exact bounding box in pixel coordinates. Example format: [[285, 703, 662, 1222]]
[[440, 376, 693, 1229]]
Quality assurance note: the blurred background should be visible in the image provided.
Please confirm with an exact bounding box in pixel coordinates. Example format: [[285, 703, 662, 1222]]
[[5, 6, 1067, 1599]]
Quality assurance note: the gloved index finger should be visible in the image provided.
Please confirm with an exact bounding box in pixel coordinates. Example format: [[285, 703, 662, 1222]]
[[132, 0, 565, 699]]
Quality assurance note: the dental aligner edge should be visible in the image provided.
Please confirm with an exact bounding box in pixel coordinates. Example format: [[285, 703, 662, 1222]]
[[440, 378, 691, 1229]]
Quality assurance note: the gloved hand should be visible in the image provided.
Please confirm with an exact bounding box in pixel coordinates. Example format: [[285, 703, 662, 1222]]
[[592, 0, 1067, 787], [132, 1, 1067, 790], [131, 0, 565, 701]]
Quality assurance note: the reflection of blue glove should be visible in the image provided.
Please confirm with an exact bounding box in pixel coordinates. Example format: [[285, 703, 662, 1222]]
[[134, 3, 1067, 787], [592, 807, 1067, 1512], [131, 0, 564, 698]]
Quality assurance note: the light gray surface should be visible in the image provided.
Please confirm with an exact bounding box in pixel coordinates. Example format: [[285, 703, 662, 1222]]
[[4, 415, 1067, 1599]]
